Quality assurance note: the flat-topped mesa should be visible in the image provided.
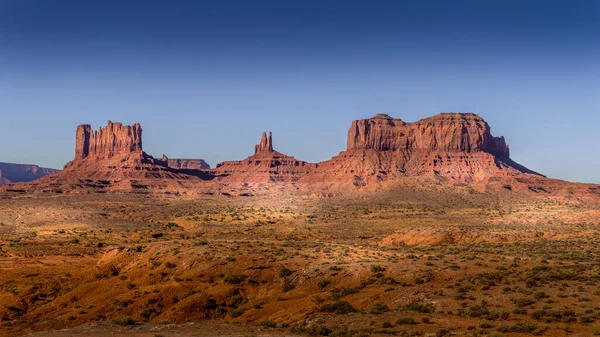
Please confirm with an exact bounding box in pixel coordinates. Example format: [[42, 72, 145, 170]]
[[0, 162, 58, 184], [75, 121, 143, 160], [254, 132, 274, 155], [347, 113, 510, 158], [162, 155, 211, 170]]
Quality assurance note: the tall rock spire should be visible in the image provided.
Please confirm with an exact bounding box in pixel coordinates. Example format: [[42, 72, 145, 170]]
[[254, 131, 274, 155]]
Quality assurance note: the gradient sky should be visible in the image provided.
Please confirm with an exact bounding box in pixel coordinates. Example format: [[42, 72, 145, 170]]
[[1, 0, 599, 183]]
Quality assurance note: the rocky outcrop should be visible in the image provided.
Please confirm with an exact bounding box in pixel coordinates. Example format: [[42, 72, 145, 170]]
[[347, 113, 509, 157], [162, 155, 211, 170], [214, 132, 315, 182], [75, 121, 143, 160], [0, 162, 58, 184]]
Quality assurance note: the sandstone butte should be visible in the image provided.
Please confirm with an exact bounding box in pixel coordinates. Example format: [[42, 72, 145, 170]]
[[5, 113, 600, 199]]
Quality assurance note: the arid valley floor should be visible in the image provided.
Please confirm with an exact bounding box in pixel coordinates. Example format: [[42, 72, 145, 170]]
[[3, 179, 600, 337]]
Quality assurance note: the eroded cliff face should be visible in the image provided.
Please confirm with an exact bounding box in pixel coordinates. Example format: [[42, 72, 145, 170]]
[[75, 121, 143, 160], [347, 113, 509, 157]]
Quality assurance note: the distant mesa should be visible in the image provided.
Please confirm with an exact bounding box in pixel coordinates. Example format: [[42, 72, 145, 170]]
[[0, 162, 58, 186], [162, 155, 211, 170]]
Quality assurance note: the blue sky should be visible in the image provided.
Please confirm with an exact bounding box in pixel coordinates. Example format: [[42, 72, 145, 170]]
[[1, 0, 599, 183]]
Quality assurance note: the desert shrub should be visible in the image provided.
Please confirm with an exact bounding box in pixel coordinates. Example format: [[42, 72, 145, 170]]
[[468, 304, 489, 318], [114, 299, 130, 308], [515, 297, 535, 307], [280, 267, 293, 277], [369, 302, 389, 314], [224, 274, 246, 284], [402, 299, 435, 313], [318, 280, 331, 288], [139, 307, 158, 319], [379, 276, 398, 285], [359, 277, 377, 288], [530, 310, 545, 321], [469, 272, 504, 286], [396, 317, 416, 325], [111, 316, 135, 326], [496, 322, 540, 333], [511, 306, 526, 315], [317, 301, 357, 314], [370, 265, 384, 273], [489, 310, 510, 320], [229, 308, 245, 318], [214, 306, 227, 319], [533, 291, 547, 300], [436, 328, 451, 336], [260, 320, 277, 328], [580, 313, 598, 323], [227, 294, 247, 308], [479, 321, 494, 328], [291, 324, 332, 336], [340, 286, 360, 297], [282, 282, 295, 292]]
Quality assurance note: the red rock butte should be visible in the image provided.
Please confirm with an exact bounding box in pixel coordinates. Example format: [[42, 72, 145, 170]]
[[75, 121, 143, 160], [347, 113, 509, 157]]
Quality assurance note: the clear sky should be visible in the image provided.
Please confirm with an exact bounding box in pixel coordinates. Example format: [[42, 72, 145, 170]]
[[1, 0, 599, 183]]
